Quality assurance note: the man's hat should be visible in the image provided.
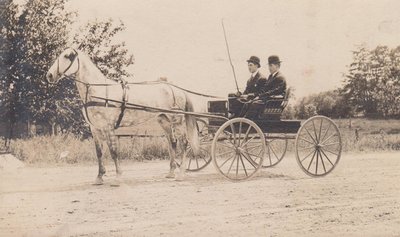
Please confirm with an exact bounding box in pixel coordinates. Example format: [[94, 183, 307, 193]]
[[268, 55, 282, 65], [246, 56, 261, 67]]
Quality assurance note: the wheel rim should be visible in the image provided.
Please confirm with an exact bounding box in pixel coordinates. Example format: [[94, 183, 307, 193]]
[[212, 118, 265, 181], [295, 116, 342, 177], [184, 118, 212, 172], [186, 141, 211, 171], [263, 138, 288, 168]]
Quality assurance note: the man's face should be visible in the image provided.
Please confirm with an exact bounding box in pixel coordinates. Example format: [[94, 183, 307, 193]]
[[248, 63, 258, 73], [268, 63, 279, 74]]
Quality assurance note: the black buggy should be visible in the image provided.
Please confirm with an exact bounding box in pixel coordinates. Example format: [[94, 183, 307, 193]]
[[185, 91, 342, 181]]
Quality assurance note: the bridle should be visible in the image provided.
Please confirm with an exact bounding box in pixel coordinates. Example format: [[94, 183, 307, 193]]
[[56, 48, 80, 79]]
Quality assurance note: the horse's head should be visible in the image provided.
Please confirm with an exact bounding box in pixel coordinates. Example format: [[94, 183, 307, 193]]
[[46, 48, 80, 83]]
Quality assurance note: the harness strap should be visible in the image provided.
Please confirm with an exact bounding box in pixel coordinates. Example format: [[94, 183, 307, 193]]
[[114, 83, 128, 129], [83, 84, 95, 127]]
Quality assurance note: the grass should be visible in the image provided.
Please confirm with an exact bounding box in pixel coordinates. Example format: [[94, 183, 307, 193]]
[[7, 134, 170, 164], [334, 118, 400, 152], [4, 118, 400, 164]]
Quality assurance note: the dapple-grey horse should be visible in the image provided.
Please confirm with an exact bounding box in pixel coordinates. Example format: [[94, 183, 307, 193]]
[[46, 48, 200, 184]]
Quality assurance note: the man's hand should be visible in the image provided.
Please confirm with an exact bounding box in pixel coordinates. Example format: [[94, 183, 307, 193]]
[[240, 93, 255, 100], [247, 93, 256, 99], [235, 91, 242, 97]]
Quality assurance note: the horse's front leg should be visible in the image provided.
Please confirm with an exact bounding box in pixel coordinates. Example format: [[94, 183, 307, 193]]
[[93, 133, 106, 185]]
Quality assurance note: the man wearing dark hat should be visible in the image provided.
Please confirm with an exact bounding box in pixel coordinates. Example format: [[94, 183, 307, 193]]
[[259, 55, 287, 100], [228, 56, 267, 118], [242, 56, 267, 97]]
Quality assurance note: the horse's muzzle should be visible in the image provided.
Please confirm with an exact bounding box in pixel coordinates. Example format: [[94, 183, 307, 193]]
[[46, 72, 55, 83]]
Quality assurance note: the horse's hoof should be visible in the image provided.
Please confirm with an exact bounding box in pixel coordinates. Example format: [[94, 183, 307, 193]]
[[110, 176, 122, 187], [175, 176, 184, 182], [165, 173, 175, 179], [94, 177, 104, 185], [110, 180, 121, 187]]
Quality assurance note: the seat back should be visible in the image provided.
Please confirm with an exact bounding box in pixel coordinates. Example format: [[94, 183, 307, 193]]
[[261, 88, 291, 119]]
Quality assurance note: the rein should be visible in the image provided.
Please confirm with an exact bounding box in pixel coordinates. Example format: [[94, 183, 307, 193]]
[[126, 81, 224, 99]]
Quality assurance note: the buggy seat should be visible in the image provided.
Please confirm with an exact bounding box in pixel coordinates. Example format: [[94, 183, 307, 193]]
[[245, 88, 291, 120]]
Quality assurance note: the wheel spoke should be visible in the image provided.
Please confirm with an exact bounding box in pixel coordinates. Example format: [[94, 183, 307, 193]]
[[267, 145, 272, 165], [216, 141, 235, 149], [318, 118, 323, 143], [195, 153, 200, 169], [238, 121, 243, 146], [322, 146, 339, 156], [226, 154, 237, 175], [319, 150, 327, 173], [315, 149, 319, 174], [300, 149, 316, 162], [242, 150, 264, 161], [241, 134, 258, 148], [297, 145, 315, 151], [188, 156, 193, 168], [236, 151, 240, 178], [320, 148, 335, 166], [312, 119, 319, 143], [230, 123, 237, 146], [320, 122, 331, 142], [239, 153, 248, 177], [298, 136, 315, 145], [269, 143, 279, 161], [240, 151, 258, 169], [222, 130, 236, 147], [322, 141, 340, 147], [201, 155, 209, 164], [307, 150, 317, 171], [244, 144, 263, 150], [215, 149, 235, 157], [321, 131, 337, 145], [304, 126, 318, 144]]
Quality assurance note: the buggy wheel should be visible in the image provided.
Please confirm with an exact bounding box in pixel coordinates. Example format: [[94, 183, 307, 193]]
[[262, 138, 288, 168], [185, 118, 212, 172], [295, 115, 342, 177], [211, 118, 265, 181]]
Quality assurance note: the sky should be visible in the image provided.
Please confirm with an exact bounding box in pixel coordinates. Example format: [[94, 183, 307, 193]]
[[64, 0, 400, 99]]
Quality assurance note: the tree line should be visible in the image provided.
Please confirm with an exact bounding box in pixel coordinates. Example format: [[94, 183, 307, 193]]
[[0, 0, 133, 137], [283, 45, 400, 119]]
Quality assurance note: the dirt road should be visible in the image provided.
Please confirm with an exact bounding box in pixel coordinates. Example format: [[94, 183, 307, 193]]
[[1, 152, 400, 237]]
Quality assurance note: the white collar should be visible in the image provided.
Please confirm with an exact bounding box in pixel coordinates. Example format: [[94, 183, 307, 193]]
[[251, 69, 259, 78], [272, 71, 279, 77]]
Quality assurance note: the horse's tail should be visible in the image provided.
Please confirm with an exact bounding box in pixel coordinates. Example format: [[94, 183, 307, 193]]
[[185, 96, 201, 156]]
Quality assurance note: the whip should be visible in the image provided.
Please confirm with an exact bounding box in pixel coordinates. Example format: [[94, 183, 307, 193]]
[[221, 19, 240, 93]]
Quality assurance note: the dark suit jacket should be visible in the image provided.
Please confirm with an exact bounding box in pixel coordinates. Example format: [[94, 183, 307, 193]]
[[259, 71, 287, 100], [243, 71, 267, 96]]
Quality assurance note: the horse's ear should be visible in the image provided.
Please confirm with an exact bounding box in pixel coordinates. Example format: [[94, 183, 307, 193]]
[[64, 50, 77, 61]]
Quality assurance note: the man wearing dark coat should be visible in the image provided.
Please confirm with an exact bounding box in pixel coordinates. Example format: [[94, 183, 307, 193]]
[[228, 55, 287, 118], [228, 56, 266, 117], [242, 56, 267, 98], [260, 55, 287, 101]]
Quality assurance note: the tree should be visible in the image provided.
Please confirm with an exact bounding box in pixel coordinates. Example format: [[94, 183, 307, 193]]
[[343, 45, 400, 118], [73, 18, 134, 82], [1, 0, 135, 137], [1, 0, 75, 130]]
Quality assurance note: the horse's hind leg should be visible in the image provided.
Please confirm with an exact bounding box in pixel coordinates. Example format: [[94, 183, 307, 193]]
[[93, 134, 106, 185], [157, 114, 177, 178]]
